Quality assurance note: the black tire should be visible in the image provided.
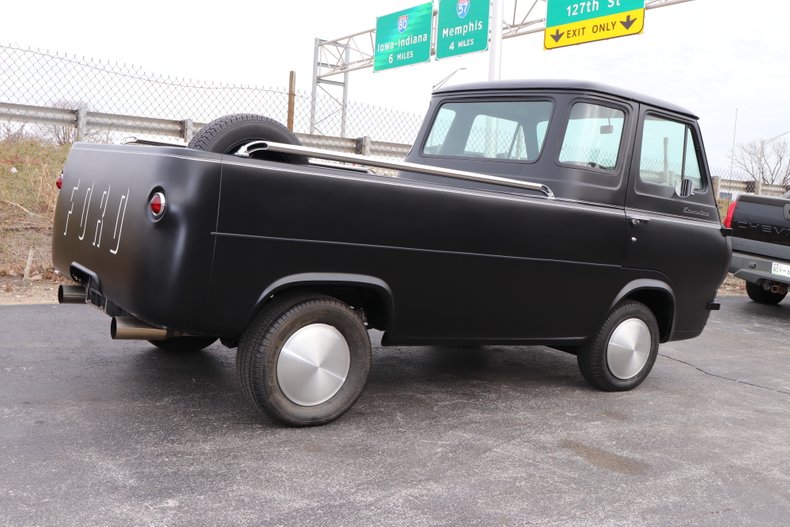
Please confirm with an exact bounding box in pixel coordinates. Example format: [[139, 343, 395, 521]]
[[237, 294, 371, 426], [746, 282, 787, 305], [577, 301, 659, 391], [188, 114, 307, 164], [149, 337, 217, 352]]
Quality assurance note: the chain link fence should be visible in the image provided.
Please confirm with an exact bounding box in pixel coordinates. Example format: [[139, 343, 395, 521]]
[[2, 42, 787, 198], [0, 43, 423, 157]]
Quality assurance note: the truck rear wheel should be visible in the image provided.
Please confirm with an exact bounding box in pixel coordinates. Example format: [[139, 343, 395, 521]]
[[746, 282, 787, 305], [237, 294, 371, 426], [577, 301, 659, 391], [188, 114, 307, 164]]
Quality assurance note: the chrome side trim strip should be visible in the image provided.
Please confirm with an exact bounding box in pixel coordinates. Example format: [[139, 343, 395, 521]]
[[236, 140, 555, 199], [625, 207, 723, 229]]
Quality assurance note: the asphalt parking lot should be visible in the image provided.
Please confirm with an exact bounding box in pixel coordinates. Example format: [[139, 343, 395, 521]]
[[1, 296, 788, 526]]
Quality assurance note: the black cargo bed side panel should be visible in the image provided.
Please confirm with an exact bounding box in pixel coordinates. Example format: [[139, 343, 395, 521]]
[[53, 144, 222, 333]]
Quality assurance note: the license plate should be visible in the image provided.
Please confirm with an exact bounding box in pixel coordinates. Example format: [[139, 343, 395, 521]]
[[771, 261, 790, 279]]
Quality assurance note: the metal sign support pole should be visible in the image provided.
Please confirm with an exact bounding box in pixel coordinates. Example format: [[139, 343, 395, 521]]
[[310, 38, 321, 134], [488, 0, 504, 81], [341, 46, 350, 138]]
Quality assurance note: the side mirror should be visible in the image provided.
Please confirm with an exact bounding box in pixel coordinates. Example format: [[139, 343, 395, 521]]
[[675, 178, 695, 198]]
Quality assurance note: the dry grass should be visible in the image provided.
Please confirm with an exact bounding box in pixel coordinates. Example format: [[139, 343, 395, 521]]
[[0, 137, 69, 276]]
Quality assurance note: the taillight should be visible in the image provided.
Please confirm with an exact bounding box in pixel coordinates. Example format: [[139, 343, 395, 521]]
[[149, 191, 166, 219], [56, 172, 63, 190], [723, 200, 737, 228]]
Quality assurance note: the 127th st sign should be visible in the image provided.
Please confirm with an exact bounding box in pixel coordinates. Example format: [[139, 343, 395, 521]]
[[545, 0, 645, 50]]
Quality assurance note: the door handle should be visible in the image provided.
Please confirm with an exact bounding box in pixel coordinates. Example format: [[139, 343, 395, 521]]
[[629, 217, 650, 226]]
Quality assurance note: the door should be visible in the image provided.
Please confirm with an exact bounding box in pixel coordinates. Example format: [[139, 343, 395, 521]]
[[624, 109, 729, 338]]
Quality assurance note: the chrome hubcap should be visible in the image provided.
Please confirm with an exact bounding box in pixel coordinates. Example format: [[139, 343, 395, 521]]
[[606, 318, 651, 380], [277, 323, 350, 406]]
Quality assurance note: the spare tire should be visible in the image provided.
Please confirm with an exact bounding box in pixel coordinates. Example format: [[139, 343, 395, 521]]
[[188, 114, 307, 164]]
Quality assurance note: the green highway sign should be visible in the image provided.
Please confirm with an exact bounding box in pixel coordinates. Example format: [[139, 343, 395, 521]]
[[436, 0, 490, 59], [547, 0, 644, 26], [545, 0, 645, 50], [374, 3, 433, 72]]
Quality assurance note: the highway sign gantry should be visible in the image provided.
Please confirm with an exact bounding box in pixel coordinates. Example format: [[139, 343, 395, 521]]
[[374, 3, 433, 71], [545, 0, 645, 50]]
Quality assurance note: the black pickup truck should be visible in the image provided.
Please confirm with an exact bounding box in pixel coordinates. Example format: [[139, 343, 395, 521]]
[[725, 191, 790, 304], [53, 80, 730, 425]]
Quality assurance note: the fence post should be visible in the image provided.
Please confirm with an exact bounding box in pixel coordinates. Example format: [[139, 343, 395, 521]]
[[182, 119, 194, 143], [755, 178, 763, 195], [76, 108, 87, 141], [287, 71, 296, 132], [355, 136, 371, 156]]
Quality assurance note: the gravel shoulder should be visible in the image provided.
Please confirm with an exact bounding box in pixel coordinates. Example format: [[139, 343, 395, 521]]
[[0, 274, 64, 304]]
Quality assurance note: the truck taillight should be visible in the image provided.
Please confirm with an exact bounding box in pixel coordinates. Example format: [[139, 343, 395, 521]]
[[149, 191, 166, 219], [56, 172, 63, 190], [723, 201, 737, 228]]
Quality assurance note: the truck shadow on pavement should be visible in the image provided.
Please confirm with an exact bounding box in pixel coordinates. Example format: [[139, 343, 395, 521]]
[[111, 341, 587, 426]]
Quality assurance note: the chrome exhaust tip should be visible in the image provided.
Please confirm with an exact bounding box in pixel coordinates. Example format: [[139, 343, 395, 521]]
[[58, 284, 87, 304], [111, 316, 171, 341]]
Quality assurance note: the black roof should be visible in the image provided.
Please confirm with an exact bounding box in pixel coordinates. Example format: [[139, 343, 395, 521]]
[[434, 79, 697, 118]]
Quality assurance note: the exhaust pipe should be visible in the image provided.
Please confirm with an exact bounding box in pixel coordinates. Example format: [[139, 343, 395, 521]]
[[58, 284, 87, 304], [111, 316, 173, 341]]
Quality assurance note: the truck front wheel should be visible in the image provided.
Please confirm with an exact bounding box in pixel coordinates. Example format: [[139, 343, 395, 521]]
[[237, 294, 372, 426], [577, 301, 659, 391], [746, 282, 787, 305]]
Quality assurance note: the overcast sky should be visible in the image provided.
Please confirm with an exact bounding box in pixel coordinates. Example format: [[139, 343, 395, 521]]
[[4, 0, 790, 171]]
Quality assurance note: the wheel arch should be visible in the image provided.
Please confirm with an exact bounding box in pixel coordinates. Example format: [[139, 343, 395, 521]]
[[252, 273, 394, 331], [610, 279, 676, 342]]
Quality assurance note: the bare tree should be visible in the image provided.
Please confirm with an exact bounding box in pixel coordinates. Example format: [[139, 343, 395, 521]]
[[1, 122, 31, 142], [731, 138, 790, 187]]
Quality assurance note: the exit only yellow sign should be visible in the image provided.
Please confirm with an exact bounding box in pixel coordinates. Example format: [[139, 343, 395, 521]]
[[545, 4, 644, 50]]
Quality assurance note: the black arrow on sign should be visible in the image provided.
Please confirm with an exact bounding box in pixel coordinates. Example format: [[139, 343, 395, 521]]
[[550, 29, 564, 43], [620, 15, 637, 30]]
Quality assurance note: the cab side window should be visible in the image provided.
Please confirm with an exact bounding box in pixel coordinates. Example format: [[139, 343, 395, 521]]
[[639, 116, 703, 190], [559, 103, 625, 171]]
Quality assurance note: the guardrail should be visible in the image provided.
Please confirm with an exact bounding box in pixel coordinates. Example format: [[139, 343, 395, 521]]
[[0, 102, 411, 158], [0, 101, 786, 196]]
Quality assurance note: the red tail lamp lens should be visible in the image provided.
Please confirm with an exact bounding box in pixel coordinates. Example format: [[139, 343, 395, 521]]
[[150, 192, 166, 218], [56, 172, 63, 190], [723, 200, 737, 228]]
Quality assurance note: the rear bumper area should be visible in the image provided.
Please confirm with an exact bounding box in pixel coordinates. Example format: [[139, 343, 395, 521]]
[[730, 251, 790, 286], [52, 143, 224, 334], [58, 279, 195, 341]]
